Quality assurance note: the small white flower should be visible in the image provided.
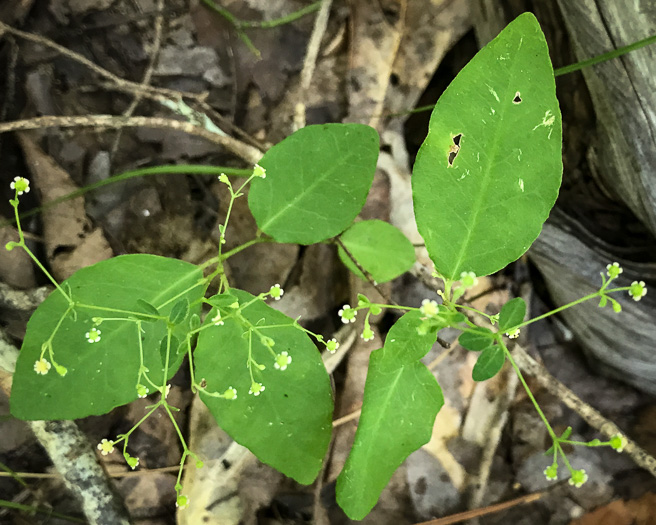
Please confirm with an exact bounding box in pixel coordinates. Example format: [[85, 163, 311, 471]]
[[361, 328, 374, 342], [610, 434, 627, 453], [543, 465, 558, 481], [164, 384, 172, 399], [86, 328, 101, 343], [568, 469, 588, 488], [274, 351, 292, 371], [606, 262, 623, 278], [326, 338, 339, 353], [136, 384, 149, 398], [248, 382, 265, 396], [419, 299, 439, 318], [269, 284, 284, 300], [505, 328, 520, 339], [223, 386, 237, 400], [253, 164, 266, 178], [176, 494, 190, 509], [338, 304, 357, 324], [10, 176, 30, 195], [629, 281, 647, 301], [34, 358, 51, 375], [97, 438, 114, 455], [460, 271, 478, 288], [211, 311, 224, 326]]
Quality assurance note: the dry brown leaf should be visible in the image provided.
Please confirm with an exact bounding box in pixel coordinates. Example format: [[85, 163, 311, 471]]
[[17, 133, 113, 280], [570, 493, 656, 525]]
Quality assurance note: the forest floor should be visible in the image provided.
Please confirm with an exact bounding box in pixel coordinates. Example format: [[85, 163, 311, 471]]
[[1, 1, 655, 524]]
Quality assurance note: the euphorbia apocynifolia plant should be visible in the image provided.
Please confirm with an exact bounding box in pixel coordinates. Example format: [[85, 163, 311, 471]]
[[6, 13, 647, 519]]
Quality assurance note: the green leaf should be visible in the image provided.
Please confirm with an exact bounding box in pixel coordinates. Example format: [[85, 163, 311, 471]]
[[248, 123, 380, 244], [338, 220, 416, 283], [412, 13, 562, 279], [134, 299, 161, 321], [498, 297, 526, 331], [472, 345, 505, 381], [168, 299, 189, 325], [195, 290, 333, 485], [206, 293, 239, 310], [159, 334, 181, 369], [459, 327, 495, 351], [10, 255, 204, 420], [336, 311, 443, 519]]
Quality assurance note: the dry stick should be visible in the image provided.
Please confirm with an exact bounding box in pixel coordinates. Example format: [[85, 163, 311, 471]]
[[414, 491, 545, 525], [0, 115, 262, 164], [111, 0, 165, 155], [511, 344, 656, 478], [294, 0, 334, 129], [0, 20, 264, 160], [0, 20, 200, 104]]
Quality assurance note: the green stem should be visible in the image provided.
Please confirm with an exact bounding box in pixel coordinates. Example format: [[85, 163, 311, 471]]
[[239, 2, 321, 28], [502, 342, 557, 441], [554, 33, 656, 77], [388, 33, 656, 118], [11, 199, 72, 303], [0, 499, 85, 523], [0, 165, 253, 229]]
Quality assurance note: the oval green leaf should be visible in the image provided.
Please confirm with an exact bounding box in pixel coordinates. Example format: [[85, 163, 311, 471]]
[[248, 123, 380, 244], [338, 220, 416, 283], [11, 255, 204, 420], [336, 311, 443, 519], [412, 13, 562, 279], [498, 297, 526, 331], [472, 345, 505, 382], [459, 327, 495, 351], [195, 290, 333, 485]]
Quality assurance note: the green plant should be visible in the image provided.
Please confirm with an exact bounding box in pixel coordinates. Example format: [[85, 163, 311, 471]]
[[6, 12, 648, 519]]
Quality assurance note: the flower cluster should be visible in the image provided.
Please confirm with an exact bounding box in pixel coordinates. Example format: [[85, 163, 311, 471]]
[[253, 164, 266, 179], [86, 328, 101, 343], [136, 384, 149, 398], [629, 281, 647, 302], [420, 299, 439, 318], [606, 262, 623, 279], [10, 176, 30, 196], [325, 338, 339, 353], [269, 284, 284, 300], [609, 433, 627, 453], [249, 382, 265, 396], [274, 351, 292, 371], [97, 438, 115, 456], [361, 326, 374, 342], [505, 328, 520, 339], [543, 464, 558, 481], [223, 386, 238, 400], [211, 311, 224, 326], [338, 304, 357, 324], [176, 494, 190, 509], [34, 358, 51, 375], [568, 468, 588, 488], [459, 271, 478, 288]]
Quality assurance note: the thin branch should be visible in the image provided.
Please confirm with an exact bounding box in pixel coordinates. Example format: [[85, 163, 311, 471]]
[[0, 115, 262, 163], [111, 0, 165, 154], [294, 0, 333, 129], [0, 20, 201, 104], [511, 344, 656, 478], [415, 491, 545, 525]]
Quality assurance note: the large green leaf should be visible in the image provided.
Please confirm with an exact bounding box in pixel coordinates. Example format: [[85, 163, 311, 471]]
[[336, 311, 443, 519], [412, 13, 562, 279], [195, 290, 333, 485], [338, 220, 416, 283], [248, 123, 379, 244], [11, 255, 204, 420]]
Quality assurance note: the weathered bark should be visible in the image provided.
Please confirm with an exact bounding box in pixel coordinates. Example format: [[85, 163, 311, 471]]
[[474, 0, 656, 392]]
